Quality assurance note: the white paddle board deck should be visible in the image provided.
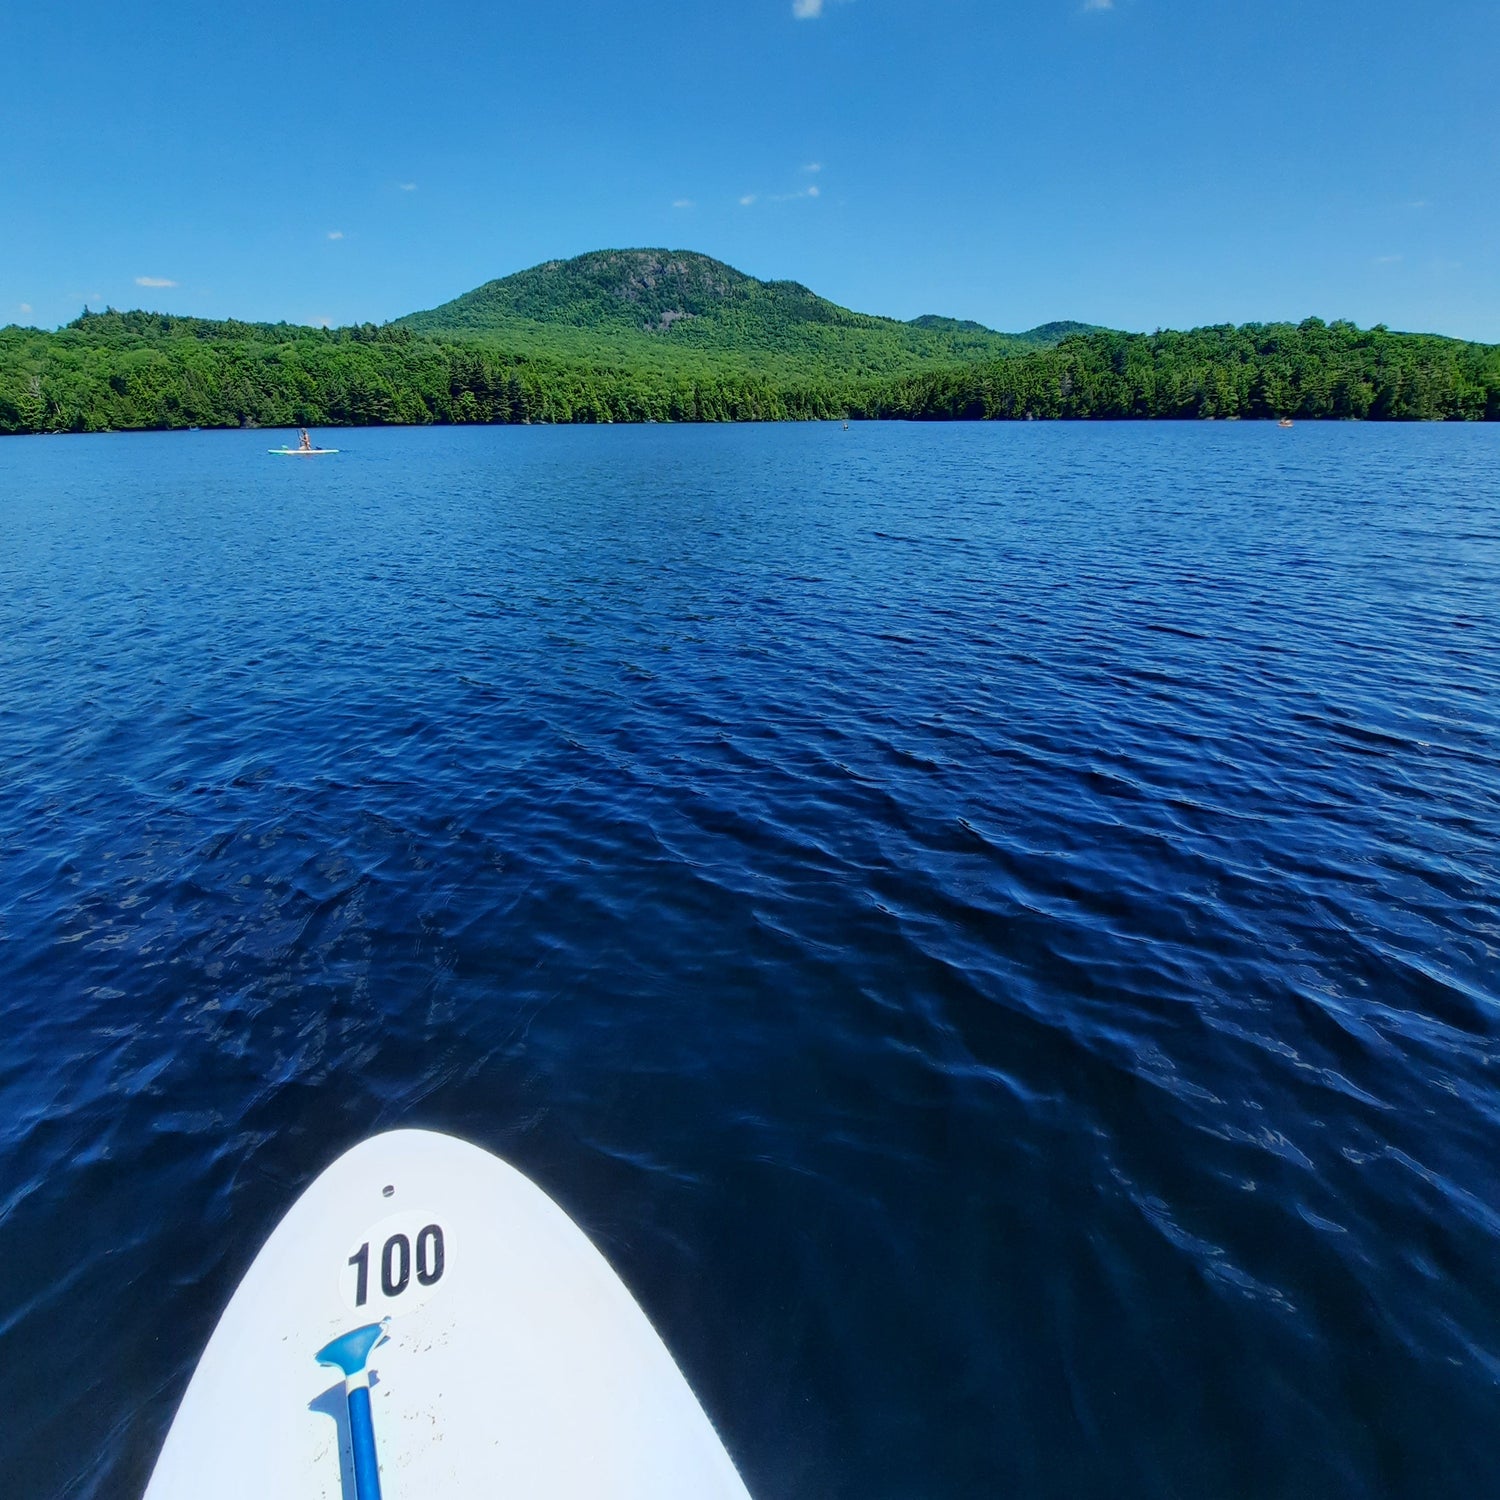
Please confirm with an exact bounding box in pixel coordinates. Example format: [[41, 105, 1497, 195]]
[[145, 1129, 751, 1500], [269, 447, 339, 454]]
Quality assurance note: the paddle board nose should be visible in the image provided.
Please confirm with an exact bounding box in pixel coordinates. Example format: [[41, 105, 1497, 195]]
[[144, 1129, 752, 1500]]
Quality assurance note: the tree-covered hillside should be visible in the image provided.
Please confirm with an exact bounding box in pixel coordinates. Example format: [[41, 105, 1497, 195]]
[[875, 320, 1500, 422], [397, 249, 1078, 378], [908, 315, 1099, 346], [0, 310, 866, 431], [1, 280, 1496, 435]]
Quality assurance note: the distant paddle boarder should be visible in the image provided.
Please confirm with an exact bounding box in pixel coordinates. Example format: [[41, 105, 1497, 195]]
[[268, 433, 339, 455]]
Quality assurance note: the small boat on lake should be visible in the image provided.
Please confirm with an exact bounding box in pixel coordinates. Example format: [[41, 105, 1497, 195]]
[[1278, 417, 1295, 428], [270, 427, 339, 455]]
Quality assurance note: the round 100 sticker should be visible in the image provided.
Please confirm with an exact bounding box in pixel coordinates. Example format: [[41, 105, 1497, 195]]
[[340, 1210, 448, 1317]]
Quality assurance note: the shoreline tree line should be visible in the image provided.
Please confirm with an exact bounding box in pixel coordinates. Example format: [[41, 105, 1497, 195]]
[[2, 309, 1496, 434]]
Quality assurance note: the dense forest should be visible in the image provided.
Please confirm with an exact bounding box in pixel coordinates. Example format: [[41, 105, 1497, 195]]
[[876, 320, 1500, 422], [2, 258, 1497, 435], [0, 311, 864, 430]]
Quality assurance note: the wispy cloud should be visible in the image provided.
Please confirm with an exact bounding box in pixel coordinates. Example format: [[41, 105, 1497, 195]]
[[792, 0, 824, 16], [1374, 254, 1403, 265], [741, 185, 821, 206], [1083, 0, 1114, 10], [803, 162, 822, 174], [672, 198, 695, 209], [19, 302, 32, 314], [398, 182, 417, 191], [327, 230, 344, 240], [135, 276, 177, 288]]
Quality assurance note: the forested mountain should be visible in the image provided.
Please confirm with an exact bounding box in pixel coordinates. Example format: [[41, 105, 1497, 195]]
[[907, 314, 1099, 346], [1, 253, 1497, 434], [397, 249, 1078, 378]]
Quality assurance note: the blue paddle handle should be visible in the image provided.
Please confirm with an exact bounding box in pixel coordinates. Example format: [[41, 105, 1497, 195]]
[[346, 1383, 383, 1500]]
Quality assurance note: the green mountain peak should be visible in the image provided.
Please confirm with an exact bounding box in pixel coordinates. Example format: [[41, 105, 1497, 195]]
[[396, 248, 1072, 377], [402, 249, 833, 336]]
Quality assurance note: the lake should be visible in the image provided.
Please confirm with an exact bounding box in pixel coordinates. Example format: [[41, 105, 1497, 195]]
[[1, 421, 1498, 1499]]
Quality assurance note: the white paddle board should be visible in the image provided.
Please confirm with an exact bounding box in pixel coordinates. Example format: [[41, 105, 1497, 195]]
[[269, 447, 339, 455], [144, 1129, 751, 1500]]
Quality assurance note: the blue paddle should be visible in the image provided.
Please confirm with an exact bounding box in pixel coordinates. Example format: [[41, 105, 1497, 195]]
[[315, 1321, 389, 1500]]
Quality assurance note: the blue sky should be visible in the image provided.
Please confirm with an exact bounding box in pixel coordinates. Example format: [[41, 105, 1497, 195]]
[[3, 1, 1496, 338]]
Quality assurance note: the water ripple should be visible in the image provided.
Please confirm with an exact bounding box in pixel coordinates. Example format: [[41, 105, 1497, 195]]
[[1, 422, 1498, 1499]]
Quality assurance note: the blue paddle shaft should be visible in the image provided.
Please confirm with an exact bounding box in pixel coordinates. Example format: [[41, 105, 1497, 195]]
[[314, 1323, 387, 1500], [346, 1384, 383, 1500]]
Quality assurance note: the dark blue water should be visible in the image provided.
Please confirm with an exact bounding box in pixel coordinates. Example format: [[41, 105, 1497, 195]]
[[2, 422, 1498, 1499]]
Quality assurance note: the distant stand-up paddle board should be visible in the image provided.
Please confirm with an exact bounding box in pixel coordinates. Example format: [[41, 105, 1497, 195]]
[[271, 429, 339, 455], [144, 1130, 751, 1500]]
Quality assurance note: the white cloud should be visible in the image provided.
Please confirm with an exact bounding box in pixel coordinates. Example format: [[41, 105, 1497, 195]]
[[19, 302, 32, 315], [672, 198, 694, 209], [1083, 0, 1114, 9], [1374, 254, 1402, 265], [398, 182, 417, 191], [803, 162, 822, 174], [794, 0, 856, 20], [327, 230, 344, 240], [745, 185, 822, 205], [135, 276, 177, 288]]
